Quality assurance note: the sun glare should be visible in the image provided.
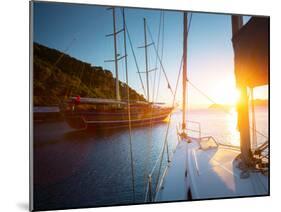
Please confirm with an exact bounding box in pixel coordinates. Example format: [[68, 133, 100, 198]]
[[213, 86, 240, 106]]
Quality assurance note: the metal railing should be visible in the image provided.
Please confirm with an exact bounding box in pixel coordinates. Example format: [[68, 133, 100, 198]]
[[185, 120, 202, 140]]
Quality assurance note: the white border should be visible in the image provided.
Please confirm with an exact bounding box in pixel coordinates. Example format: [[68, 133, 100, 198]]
[[1, 0, 280, 212]]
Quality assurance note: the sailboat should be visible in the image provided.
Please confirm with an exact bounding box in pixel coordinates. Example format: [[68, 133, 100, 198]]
[[61, 8, 173, 130], [144, 12, 269, 202]]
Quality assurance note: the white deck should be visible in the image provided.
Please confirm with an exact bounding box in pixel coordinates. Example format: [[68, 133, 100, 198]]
[[155, 141, 189, 202], [156, 138, 268, 202]]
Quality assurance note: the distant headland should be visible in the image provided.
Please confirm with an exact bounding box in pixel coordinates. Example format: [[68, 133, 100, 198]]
[[208, 99, 268, 110]]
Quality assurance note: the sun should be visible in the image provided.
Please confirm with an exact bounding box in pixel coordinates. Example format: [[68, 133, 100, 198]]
[[213, 87, 240, 106]]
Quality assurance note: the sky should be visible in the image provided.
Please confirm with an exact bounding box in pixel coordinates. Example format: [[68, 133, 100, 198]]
[[33, 1, 268, 109]]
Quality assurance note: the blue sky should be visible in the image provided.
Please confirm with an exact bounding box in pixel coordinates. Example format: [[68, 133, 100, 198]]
[[33, 2, 266, 108]]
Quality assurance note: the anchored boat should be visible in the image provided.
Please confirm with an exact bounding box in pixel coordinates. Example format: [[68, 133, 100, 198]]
[[61, 8, 173, 130], [62, 97, 172, 129]]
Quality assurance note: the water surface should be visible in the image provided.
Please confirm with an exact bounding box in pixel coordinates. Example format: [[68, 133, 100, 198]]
[[33, 107, 268, 210]]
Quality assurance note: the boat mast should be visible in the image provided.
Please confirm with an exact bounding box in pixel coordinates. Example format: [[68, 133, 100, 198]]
[[123, 10, 129, 86], [143, 18, 150, 102], [182, 12, 188, 132], [112, 8, 121, 101], [231, 15, 252, 165]]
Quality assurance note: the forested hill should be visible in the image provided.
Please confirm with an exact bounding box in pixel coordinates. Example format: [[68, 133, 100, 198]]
[[33, 42, 146, 106]]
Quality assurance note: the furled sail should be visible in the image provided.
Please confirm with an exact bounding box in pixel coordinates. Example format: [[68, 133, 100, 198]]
[[232, 17, 269, 88]]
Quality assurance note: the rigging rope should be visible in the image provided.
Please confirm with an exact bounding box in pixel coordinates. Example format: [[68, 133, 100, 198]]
[[187, 79, 268, 139], [53, 36, 77, 68], [143, 12, 164, 196], [74, 63, 85, 95], [144, 11, 267, 201], [49, 36, 77, 99], [125, 22, 147, 99], [184, 13, 267, 140], [155, 12, 165, 102], [147, 24, 174, 97], [147, 13, 193, 200], [154, 56, 183, 199], [152, 11, 163, 102], [188, 13, 193, 34], [122, 8, 136, 202], [147, 13, 193, 101]]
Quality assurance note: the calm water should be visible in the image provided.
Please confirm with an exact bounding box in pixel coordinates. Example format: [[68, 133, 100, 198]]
[[33, 106, 268, 210]]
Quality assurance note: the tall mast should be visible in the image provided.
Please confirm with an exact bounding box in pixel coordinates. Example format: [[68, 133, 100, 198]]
[[122, 10, 129, 85], [143, 18, 150, 102], [112, 8, 121, 101], [182, 12, 188, 131], [231, 15, 252, 165]]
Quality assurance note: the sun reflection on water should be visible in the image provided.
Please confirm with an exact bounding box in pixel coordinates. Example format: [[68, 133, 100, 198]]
[[226, 107, 240, 147]]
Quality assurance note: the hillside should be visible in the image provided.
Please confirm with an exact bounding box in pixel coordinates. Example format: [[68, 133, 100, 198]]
[[33, 43, 146, 106]]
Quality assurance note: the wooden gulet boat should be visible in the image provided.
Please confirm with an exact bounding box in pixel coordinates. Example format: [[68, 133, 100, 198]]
[[62, 97, 172, 129], [61, 8, 173, 130]]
